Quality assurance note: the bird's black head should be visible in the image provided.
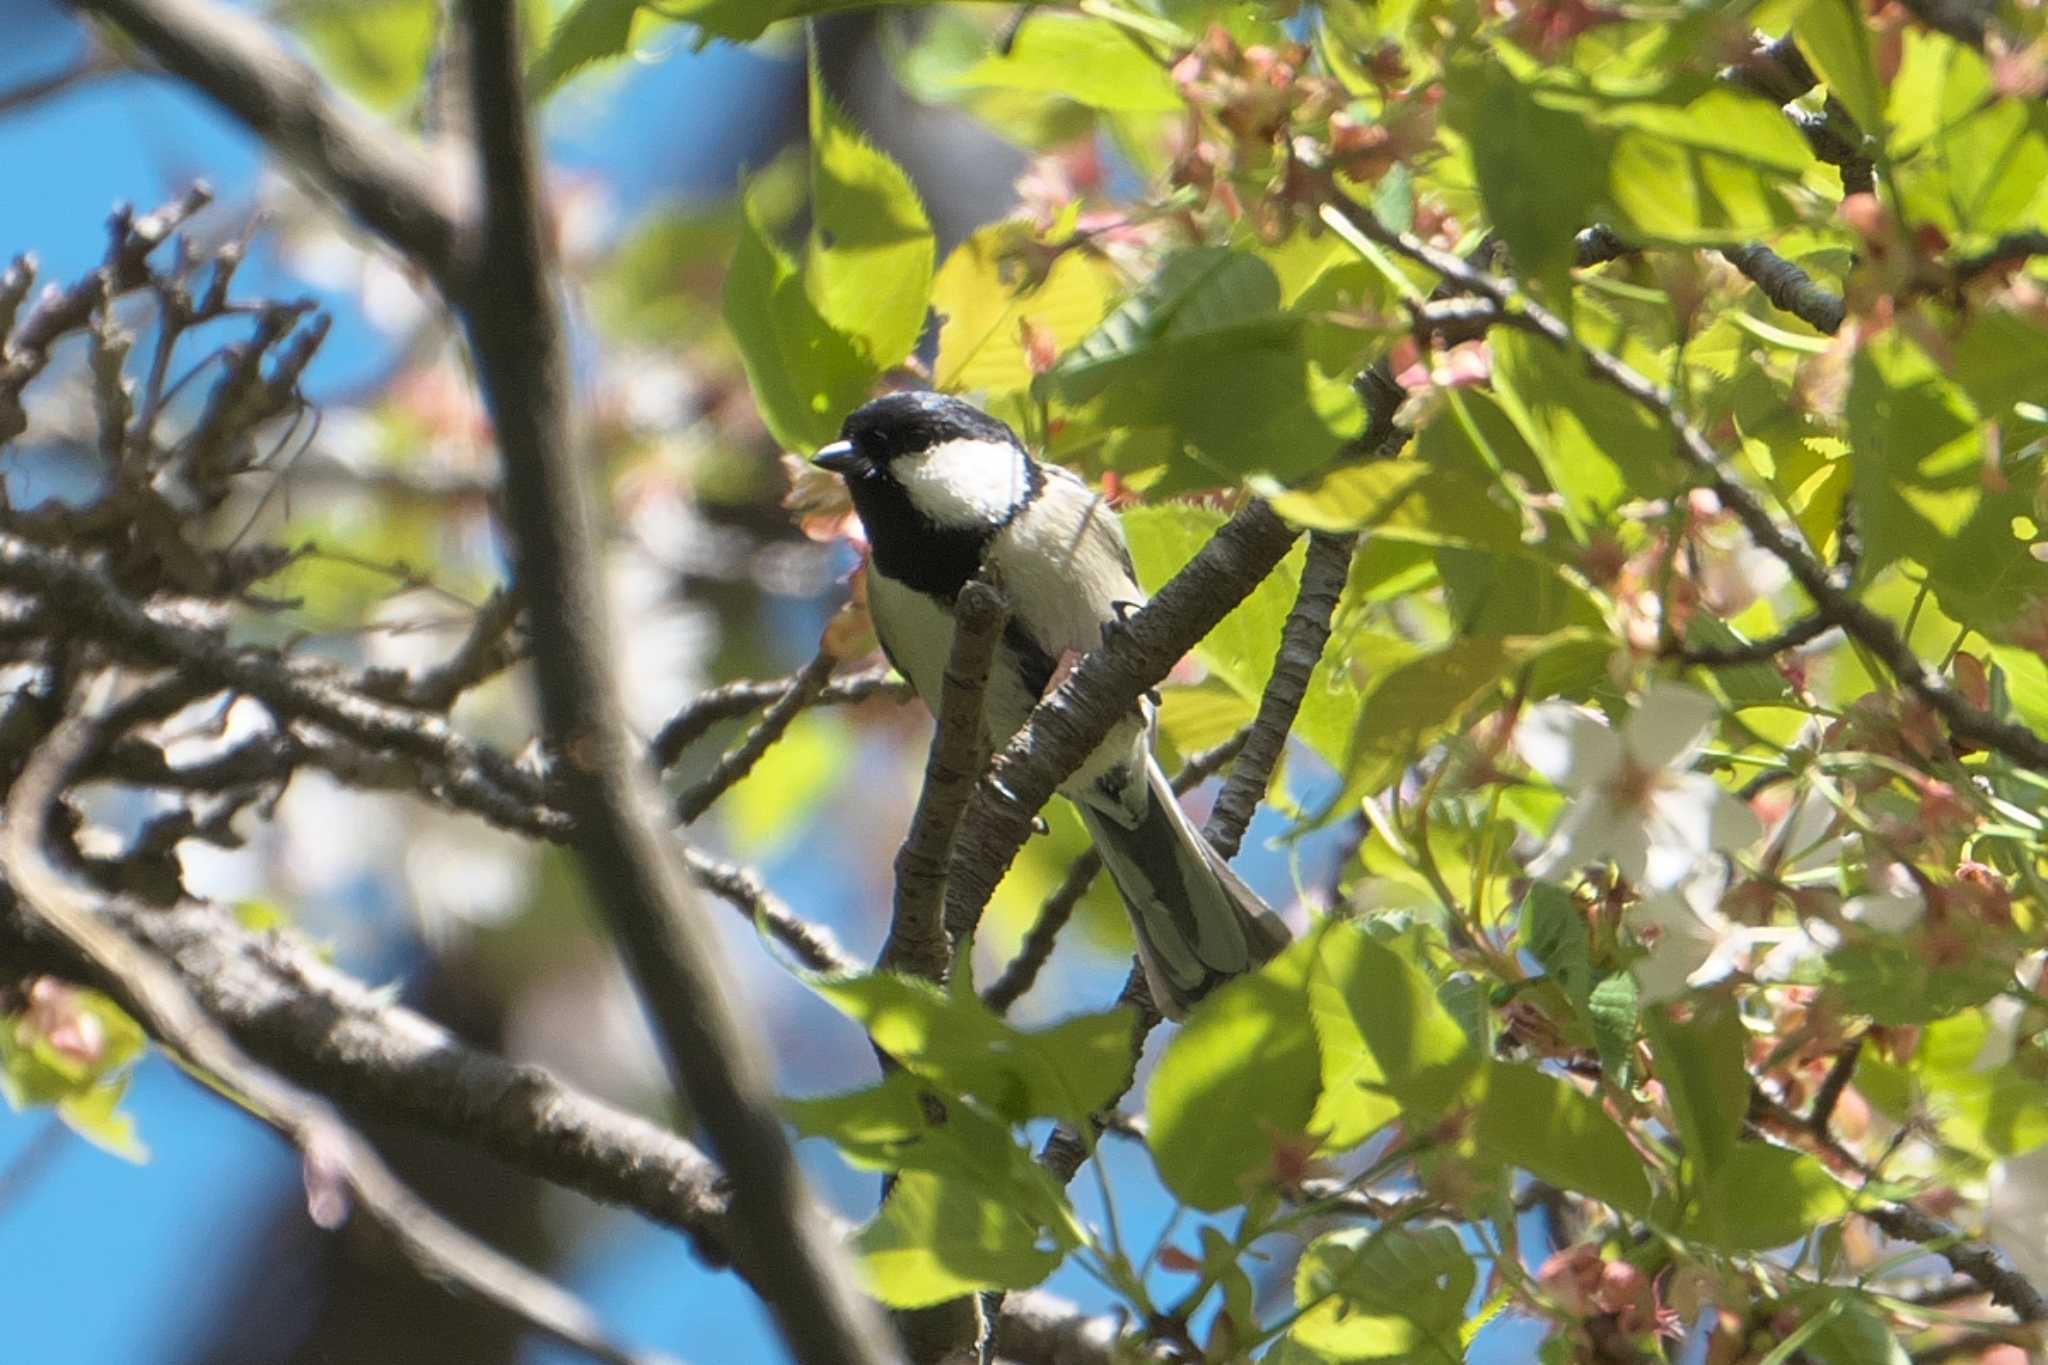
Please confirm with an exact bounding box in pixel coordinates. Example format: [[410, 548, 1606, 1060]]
[[813, 391, 1025, 474], [811, 392, 1041, 598]]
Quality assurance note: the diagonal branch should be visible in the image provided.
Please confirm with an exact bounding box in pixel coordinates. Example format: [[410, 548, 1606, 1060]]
[[0, 888, 1129, 1365], [673, 650, 838, 824], [1203, 529, 1356, 860], [70, 0, 463, 281], [982, 726, 1251, 1016], [941, 500, 1301, 949], [881, 577, 1007, 982], [653, 666, 906, 771], [2, 700, 664, 1365]]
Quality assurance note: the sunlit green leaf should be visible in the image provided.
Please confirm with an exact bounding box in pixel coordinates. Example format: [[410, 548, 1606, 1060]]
[[1686, 1141, 1851, 1251], [1309, 921, 1480, 1148], [1264, 460, 1523, 551], [806, 45, 936, 367], [1147, 928, 1324, 1210], [722, 186, 875, 451], [856, 1169, 1060, 1306], [1646, 1001, 1748, 1178], [1291, 1226, 1473, 1360], [1473, 1062, 1650, 1216], [945, 15, 1180, 112], [1794, 0, 1886, 139], [932, 225, 1118, 395], [809, 973, 1131, 1124]]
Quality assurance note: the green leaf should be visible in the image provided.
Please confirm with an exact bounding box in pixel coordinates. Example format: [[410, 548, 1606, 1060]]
[[1685, 1141, 1851, 1251], [58, 1078, 149, 1162], [1826, 933, 2015, 1025], [1122, 504, 1306, 704], [1586, 971, 1640, 1088], [1604, 88, 1811, 242], [1845, 337, 1976, 573], [786, 1071, 1082, 1244], [722, 186, 875, 451], [931, 226, 1117, 395], [1795, 0, 1886, 139], [1522, 882, 1595, 1012], [809, 973, 1132, 1124], [530, 0, 665, 98], [1263, 460, 1524, 550], [1048, 248, 1363, 481], [1792, 1291, 1911, 1365], [1473, 1062, 1650, 1216], [1490, 328, 1681, 520], [946, 15, 1180, 112], [1444, 56, 1610, 300], [723, 711, 849, 856], [806, 46, 936, 367], [1308, 922, 1480, 1148], [856, 1169, 1060, 1306], [296, 0, 437, 112], [1291, 1226, 1473, 1361], [1646, 1001, 1748, 1179], [1953, 309, 2048, 424], [1147, 929, 1324, 1210]]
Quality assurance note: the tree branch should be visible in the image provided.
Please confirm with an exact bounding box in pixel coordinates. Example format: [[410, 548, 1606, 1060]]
[[443, 5, 893, 1359], [68, 0, 463, 281], [2, 700, 664, 1365], [1718, 243, 1847, 335], [882, 577, 1007, 982], [673, 649, 838, 825], [1203, 530, 1355, 860], [0, 887, 1127, 1364], [941, 500, 1301, 948], [652, 666, 906, 771]]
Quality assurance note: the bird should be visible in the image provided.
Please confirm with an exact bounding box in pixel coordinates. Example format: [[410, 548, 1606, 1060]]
[[812, 391, 1290, 1017]]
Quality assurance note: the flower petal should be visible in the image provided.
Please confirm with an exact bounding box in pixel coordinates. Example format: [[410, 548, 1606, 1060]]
[[1623, 684, 1720, 770], [1844, 892, 1926, 933], [1517, 702, 1622, 789]]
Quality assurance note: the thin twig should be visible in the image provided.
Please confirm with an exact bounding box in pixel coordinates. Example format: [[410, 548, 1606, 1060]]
[[881, 577, 1007, 982], [1, 699, 666, 1365], [982, 725, 1252, 1015], [1807, 1037, 1863, 1134], [1670, 613, 1837, 667], [681, 844, 857, 977], [381, 585, 524, 710], [674, 650, 838, 824], [1718, 244, 1847, 335], [1204, 530, 1356, 860], [652, 666, 905, 771], [1868, 1204, 2048, 1322]]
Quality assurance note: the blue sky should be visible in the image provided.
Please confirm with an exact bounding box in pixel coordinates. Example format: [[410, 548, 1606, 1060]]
[[0, 6, 1552, 1360]]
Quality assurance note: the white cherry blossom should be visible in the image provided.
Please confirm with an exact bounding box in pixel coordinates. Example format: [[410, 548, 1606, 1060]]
[[1626, 871, 1748, 1003], [1516, 684, 1761, 890]]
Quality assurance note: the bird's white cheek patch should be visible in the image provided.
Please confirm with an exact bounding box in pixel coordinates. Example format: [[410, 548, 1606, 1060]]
[[896, 439, 1029, 526]]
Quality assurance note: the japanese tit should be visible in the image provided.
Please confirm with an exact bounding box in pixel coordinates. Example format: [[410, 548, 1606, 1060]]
[[813, 392, 1289, 1017]]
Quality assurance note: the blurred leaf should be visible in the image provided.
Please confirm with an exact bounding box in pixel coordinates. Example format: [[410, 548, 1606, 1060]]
[[1309, 922, 1480, 1148], [1794, 0, 1886, 139], [1791, 1291, 1911, 1365], [1604, 88, 1811, 242], [1473, 1062, 1650, 1216], [1490, 329, 1681, 520], [723, 711, 850, 856], [531, 0, 672, 97], [1826, 933, 2014, 1025], [1291, 1226, 1473, 1360], [855, 1169, 1060, 1306], [946, 15, 1180, 111], [58, 1078, 149, 1163], [1845, 337, 1975, 573], [810, 973, 1132, 1124], [1147, 929, 1324, 1210], [1685, 1141, 1851, 1250], [295, 0, 437, 112], [932, 227, 1117, 395], [1264, 460, 1523, 550], [1444, 56, 1610, 300], [806, 45, 936, 367], [1953, 309, 2048, 423], [1646, 1001, 1748, 1178], [723, 186, 875, 451]]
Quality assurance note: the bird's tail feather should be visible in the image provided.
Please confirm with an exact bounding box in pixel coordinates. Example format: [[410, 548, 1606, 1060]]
[[1079, 759, 1290, 1019]]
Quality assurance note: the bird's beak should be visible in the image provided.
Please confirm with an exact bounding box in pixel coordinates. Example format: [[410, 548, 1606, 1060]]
[[811, 440, 861, 474]]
